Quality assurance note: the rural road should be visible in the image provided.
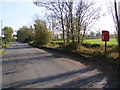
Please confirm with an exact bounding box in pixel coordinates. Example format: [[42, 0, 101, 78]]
[[2, 42, 119, 88]]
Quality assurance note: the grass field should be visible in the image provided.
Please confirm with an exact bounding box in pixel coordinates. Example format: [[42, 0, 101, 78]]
[[84, 38, 118, 45], [52, 38, 118, 45]]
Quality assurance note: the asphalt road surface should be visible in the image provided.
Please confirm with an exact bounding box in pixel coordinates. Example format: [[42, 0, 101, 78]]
[[2, 42, 119, 88]]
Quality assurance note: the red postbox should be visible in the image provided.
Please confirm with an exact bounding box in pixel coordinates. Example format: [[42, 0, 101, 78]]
[[102, 30, 109, 41]]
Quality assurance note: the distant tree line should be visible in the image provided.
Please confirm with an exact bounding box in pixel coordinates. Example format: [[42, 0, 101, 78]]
[[87, 31, 116, 39], [53, 31, 116, 40]]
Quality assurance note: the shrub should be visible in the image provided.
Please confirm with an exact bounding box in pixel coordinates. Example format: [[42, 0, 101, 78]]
[[62, 43, 80, 51], [17, 26, 35, 43], [34, 19, 53, 45], [82, 43, 100, 48], [82, 43, 92, 48], [56, 42, 64, 45], [91, 44, 101, 48], [50, 41, 64, 46]]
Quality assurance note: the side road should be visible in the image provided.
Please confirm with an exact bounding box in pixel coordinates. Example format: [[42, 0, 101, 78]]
[[2, 42, 119, 88]]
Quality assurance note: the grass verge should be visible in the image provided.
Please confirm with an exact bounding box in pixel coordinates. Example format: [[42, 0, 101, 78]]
[[29, 41, 119, 74], [0, 49, 5, 54]]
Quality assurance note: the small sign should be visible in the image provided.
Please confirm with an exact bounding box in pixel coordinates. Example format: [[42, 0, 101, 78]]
[[102, 30, 109, 41]]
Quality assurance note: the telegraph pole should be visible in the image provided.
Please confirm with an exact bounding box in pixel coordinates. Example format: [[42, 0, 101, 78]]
[[0, 20, 2, 49], [0, 20, 2, 36]]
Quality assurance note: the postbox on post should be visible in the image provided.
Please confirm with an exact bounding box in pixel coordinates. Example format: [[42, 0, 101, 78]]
[[102, 30, 109, 52], [102, 31, 109, 41]]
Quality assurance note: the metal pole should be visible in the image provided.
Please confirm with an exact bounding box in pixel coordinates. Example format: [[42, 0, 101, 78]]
[[105, 41, 107, 52]]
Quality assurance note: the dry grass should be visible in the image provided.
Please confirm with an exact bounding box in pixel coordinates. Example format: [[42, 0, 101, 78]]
[[47, 43, 119, 62], [54, 43, 119, 65], [45, 43, 60, 48]]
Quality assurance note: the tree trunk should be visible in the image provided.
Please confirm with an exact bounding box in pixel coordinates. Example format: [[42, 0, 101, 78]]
[[70, 11, 75, 43], [66, 26, 70, 43], [77, 18, 81, 44], [78, 31, 80, 44], [66, 14, 70, 43], [81, 26, 86, 44], [61, 20, 65, 44], [114, 0, 120, 63], [69, 2, 75, 43], [118, 22, 120, 62], [77, 24, 80, 44], [61, 16, 65, 44], [114, 0, 120, 81]]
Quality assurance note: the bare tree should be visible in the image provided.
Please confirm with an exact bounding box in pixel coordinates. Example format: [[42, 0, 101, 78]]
[[64, 2, 70, 43], [33, 0, 100, 44], [74, 0, 101, 44], [64, 0, 101, 44], [114, 0, 120, 62], [107, 0, 120, 62]]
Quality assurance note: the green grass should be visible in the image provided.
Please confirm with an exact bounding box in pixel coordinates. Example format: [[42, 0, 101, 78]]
[[84, 38, 118, 45], [0, 49, 4, 54], [1, 39, 11, 48], [52, 38, 118, 45], [51, 40, 64, 43], [0, 50, 2, 54]]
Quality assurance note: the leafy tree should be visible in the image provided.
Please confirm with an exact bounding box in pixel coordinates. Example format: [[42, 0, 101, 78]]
[[17, 26, 35, 42], [2, 26, 13, 43], [34, 19, 53, 45]]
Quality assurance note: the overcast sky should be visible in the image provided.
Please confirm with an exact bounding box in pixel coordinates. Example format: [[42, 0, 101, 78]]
[[0, 0, 120, 35]]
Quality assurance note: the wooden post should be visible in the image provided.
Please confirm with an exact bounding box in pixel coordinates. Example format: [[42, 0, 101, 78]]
[[105, 41, 107, 52]]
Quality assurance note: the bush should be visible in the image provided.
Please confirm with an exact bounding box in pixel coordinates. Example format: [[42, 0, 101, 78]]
[[34, 19, 53, 45], [55, 42, 64, 45], [82, 43, 100, 48], [50, 41, 64, 46], [91, 44, 101, 48], [62, 43, 80, 51], [45, 43, 60, 48], [29, 42, 39, 48], [17, 26, 35, 43], [1, 39, 11, 48], [82, 43, 92, 48], [35, 31, 52, 45]]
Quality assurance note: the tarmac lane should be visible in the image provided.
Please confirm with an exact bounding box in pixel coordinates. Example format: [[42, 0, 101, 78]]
[[2, 42, 119, 88]]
